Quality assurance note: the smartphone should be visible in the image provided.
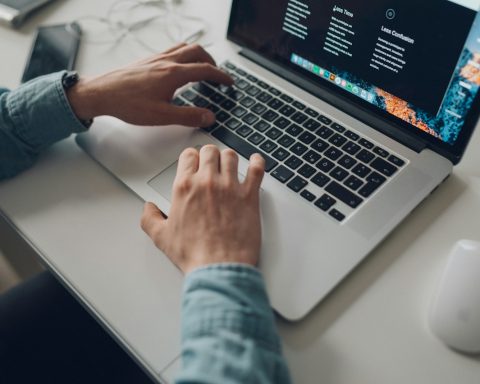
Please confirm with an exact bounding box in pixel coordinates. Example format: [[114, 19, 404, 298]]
[[21, 22, 81, 83]]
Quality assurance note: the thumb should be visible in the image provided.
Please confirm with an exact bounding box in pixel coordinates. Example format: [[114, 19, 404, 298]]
[[140, 202, 167, 240], [162, 105, 216, 128]]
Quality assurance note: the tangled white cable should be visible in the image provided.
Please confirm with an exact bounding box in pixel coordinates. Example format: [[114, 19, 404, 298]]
[[70, 0, 208, 51]]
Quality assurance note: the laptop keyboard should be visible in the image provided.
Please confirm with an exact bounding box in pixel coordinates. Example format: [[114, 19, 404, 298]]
[[173, 61, 407, 223]]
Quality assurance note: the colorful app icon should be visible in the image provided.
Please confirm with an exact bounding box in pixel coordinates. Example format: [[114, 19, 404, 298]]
[[330, 74, 336, 81], [320, 69, 325, 76], [361, 90, 368, 99], [352, 86, 359, 94], [346, 83, 352, 91], [341, 80, 347, 87], [303, 60, 309, 69], [324, 70, 330, 78], [313, 65, 320, 74], [367, 93, 375, 102], [335, 77, 342, 85], [291, 54, 297, 63]]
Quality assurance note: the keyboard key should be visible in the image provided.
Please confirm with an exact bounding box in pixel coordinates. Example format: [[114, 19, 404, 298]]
[[268, 98, 284, 110], [388, 154, 405, 167], [248, 132, 266, 145], [247, 74, 258, 82], [358, 172, 387, 197], [206, 103, 220, 113], [301, 189, 316, 202], [237, 125, 254, 137], [242, 113, 260, 125], [246, 85, 261, 96], [329, 209, 346, 222], [329, 134, 347, 147], [293, 101, 306, 110], [303, 119, 321, 132], [266, 127, 282, 140], [298, 164, 316, 178], [303, 150, 321, 164], [352, 163, 371, 178], [286, 124, 303, 137], [359, 138, 374, 149], [356, 149, 375, 164], [221, 99, 236, 111], [181, 89, 197, 101], [298, 132, 316, 144], [225, 118, 242, 130], [172, 97, 185, 106], [271, 165, 294, 183], [279, 105, 296, 117], [317, 125, 334, 139], [305, 108, 319, 118], [315, 194, 336, 211], [343, 141, 362, 155], [281, 94, 293, 103], [260, 140, 278, 153], [326, 181, 363, 208], [316, 158, 335, 172], [272, 147, 290, 161], [311, 139, 329, 153], [234, 68, 247, 76], [319, 115, 332, 125], [344, 175, 364, 191], [338, 155, 357, 169], [287, 176, 308, 192], [193, 96, 210, 108], [262, 110, 279, 122], [312, 172, 331, 188], [324, 147, 344, 161], [269, 86, 281, 95], [331, 123, 346, 133], [257, 81, 269, 89], [203, 121, 220, 133], [240, 96, 256, 108], [210, 92, 226, 105], [285, 155, 303, 170], [291, 142, 308, 156], [224, 62, 235, 70], [225, 89, 244, 101], [274, 117, 291, 129], [193, 83, 215, 97], [257, 92, 273, 103], [373, 147, 389, 158], [251, 103, 268, 115], [212, 127, 278, 171], [344, 130, 360, 141], [292, 111, 308, 124], [278, 134, 295, 148], [371, 157, 397, 177], [253, 121, 270, 132], [232, 106, 247, 118], [216, 110, 231, 123], [235, 79, 250, 90], [330, 166, 349, 182]]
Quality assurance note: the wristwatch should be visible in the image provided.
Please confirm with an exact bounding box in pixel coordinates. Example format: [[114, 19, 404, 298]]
[[62, 71, 93, 128]]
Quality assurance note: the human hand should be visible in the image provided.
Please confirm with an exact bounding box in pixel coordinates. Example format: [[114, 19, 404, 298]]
[[66, 43, 233, 127], [140, 145, 265, 275]]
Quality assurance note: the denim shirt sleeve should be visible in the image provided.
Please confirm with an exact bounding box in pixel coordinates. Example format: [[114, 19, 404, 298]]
[[0, 71, 89, 180], [175, 264, 292, 384]]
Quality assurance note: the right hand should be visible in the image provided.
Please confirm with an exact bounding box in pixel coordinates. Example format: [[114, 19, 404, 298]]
[[66, 43, 233, 127], [140, 145, 265, 275]]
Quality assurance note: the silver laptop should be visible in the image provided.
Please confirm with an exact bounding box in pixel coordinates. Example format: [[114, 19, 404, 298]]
[[77, 0, 480, 321]]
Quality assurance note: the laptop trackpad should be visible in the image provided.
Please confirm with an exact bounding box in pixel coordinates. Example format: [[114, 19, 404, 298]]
[[148, 160, 247, 203]]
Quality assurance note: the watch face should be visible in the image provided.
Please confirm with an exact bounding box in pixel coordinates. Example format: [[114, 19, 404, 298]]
[[63, 71, 79, 89]]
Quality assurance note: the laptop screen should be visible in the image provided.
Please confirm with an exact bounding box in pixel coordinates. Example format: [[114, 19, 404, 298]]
[[228, 0, 480, 158]]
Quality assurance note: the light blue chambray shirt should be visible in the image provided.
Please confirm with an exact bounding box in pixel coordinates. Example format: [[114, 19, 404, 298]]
[[0, 72, 291, 384]]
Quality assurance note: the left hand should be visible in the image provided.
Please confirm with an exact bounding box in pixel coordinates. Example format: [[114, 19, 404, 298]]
[[66, 43, 233, 127]]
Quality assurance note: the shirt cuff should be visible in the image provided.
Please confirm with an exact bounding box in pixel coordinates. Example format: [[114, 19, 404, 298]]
[[182, 264, 281, 352], [5, 71, 90, 152]]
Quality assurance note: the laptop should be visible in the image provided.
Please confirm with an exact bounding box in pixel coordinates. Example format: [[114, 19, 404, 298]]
[[77, 0, 480, 321]]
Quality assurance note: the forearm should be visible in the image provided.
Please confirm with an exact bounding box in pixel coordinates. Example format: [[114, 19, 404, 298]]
[[176, 264, 291, 384], [0, 72, 89, 180]]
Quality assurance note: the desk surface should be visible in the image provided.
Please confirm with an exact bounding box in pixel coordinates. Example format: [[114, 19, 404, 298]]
[[1, 1, 480, 383]]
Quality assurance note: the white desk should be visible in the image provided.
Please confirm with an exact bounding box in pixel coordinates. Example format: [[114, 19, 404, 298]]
[[1, 1, 480, 383]]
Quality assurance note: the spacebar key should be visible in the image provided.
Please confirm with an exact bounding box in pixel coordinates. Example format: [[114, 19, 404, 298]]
[[212, 127, 278, 171], [325, 181, 364, 208]]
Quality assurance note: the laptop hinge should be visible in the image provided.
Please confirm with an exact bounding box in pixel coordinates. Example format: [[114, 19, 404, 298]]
[[239, 48, 426, 154]]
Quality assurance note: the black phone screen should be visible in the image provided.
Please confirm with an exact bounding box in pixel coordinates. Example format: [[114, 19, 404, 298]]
[[21, 22, 81, 83]]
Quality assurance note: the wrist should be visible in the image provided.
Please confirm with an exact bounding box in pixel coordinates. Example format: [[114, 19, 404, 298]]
[[66, 77, 102, 121]]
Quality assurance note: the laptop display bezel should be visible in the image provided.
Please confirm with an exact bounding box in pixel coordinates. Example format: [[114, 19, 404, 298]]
[[226, 0, 480, 165]]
